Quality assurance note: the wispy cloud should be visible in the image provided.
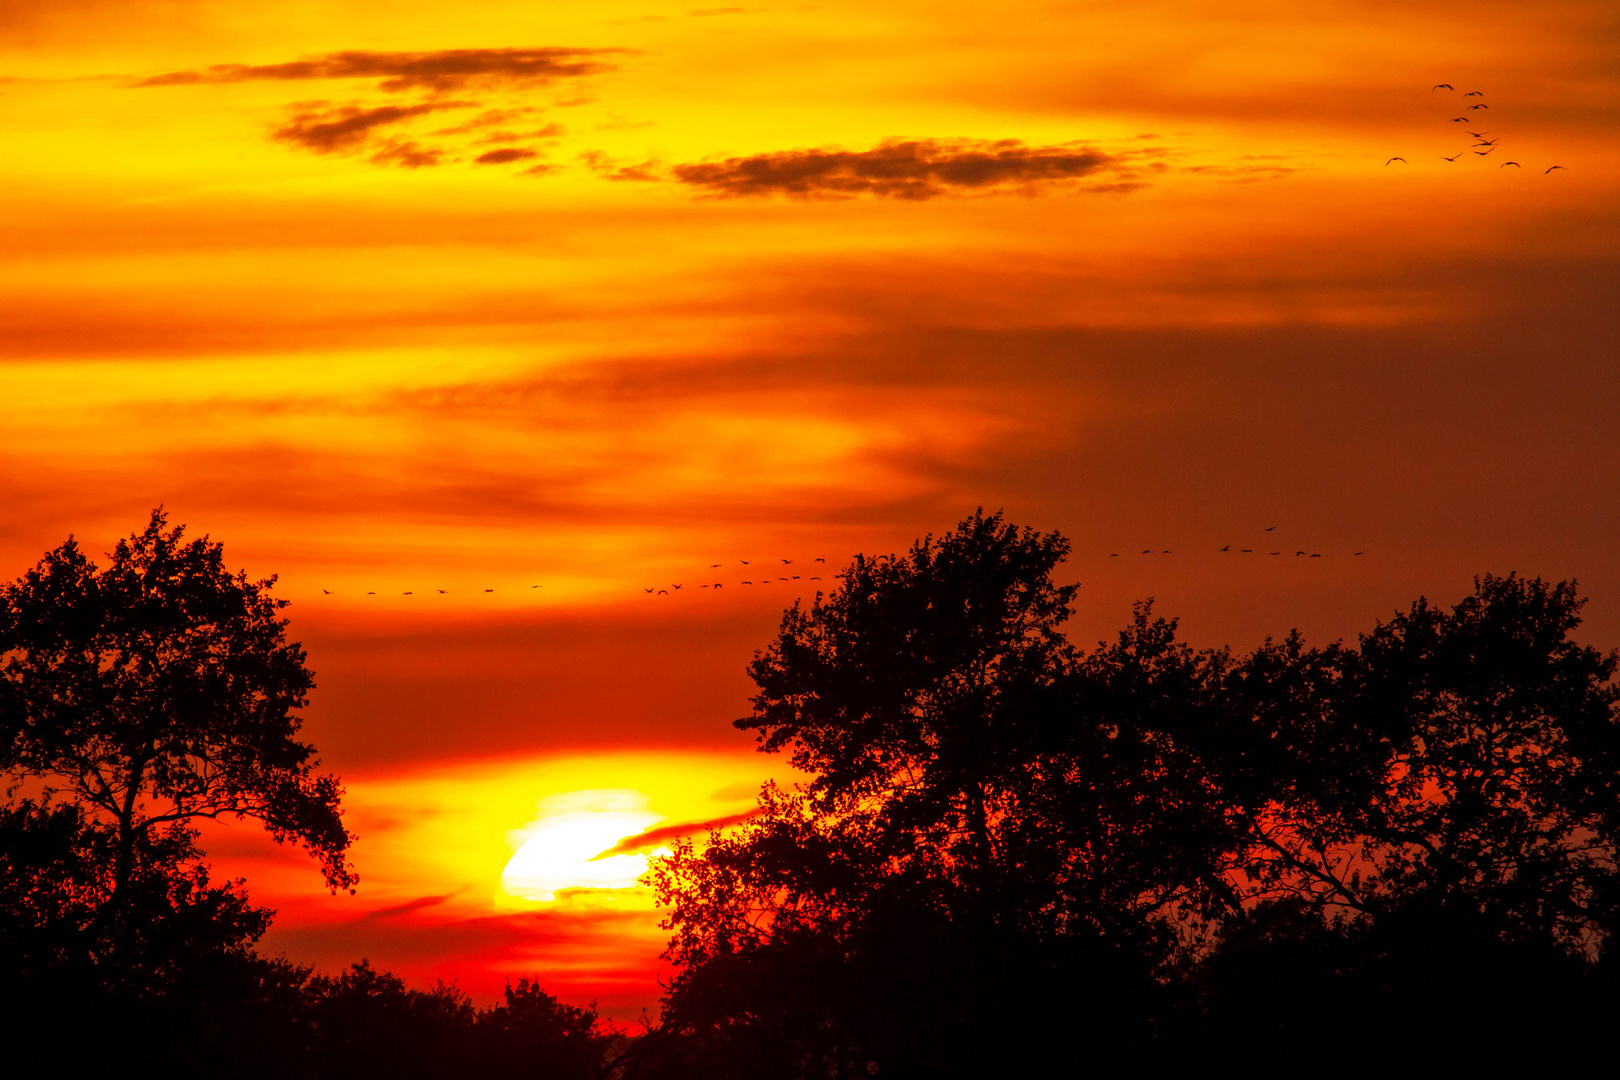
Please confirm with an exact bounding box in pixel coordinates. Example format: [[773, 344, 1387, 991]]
[[367, 139, 445, 169], [581, 150, 663, 182], [271, 101, 471, 155], [140, 50, 601, 172], [428, 107, 545, 136], [360, 893, 458, 921], [133, 47, 625, 92], [671, 138, 1139, 199], [474, 147, 541, 165], [588, 811, 757, 859]]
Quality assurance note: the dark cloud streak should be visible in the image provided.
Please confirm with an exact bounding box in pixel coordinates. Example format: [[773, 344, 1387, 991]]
[[672, 138, 1134, 199], [134, 47, 624, 92], [474, 147, 540, 165], [271, 101, 469, 154], [589, 811, 758, 859], [368, 139, 444, 169]]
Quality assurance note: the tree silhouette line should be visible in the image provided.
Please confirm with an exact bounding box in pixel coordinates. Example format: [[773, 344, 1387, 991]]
[[3, 510, 1616, 1076]]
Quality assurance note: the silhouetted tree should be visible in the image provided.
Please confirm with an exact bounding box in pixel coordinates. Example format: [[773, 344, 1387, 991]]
[[1, 511, 621, 1076], [476, 977, 604, 1075], [0, 798, 270, 980], [0, 509, 354, 917], [0, 509, 353, 1065], [1131, 574, 1620, 950], [739, 509, 1079, 889], [651, 513, 1224, 1076], [1178, 574, 1620, 1062], [650, 514, 1620, 1076], [0, 795, 282, 1070], [302, 961, 476, 1078]]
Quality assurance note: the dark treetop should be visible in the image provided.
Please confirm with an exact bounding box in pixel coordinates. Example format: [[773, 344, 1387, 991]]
[[0, 509, 355, 908]]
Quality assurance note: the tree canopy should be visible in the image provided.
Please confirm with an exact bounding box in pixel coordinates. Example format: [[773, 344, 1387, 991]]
[[1, 511, 626, 1078], [1234, 573, 1620, 949], [649, 511, 1620, 1077], [5, 507, 1616, 1074], [0, 508, 354, 908]]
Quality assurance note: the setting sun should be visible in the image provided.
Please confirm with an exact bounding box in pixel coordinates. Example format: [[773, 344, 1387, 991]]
[[501, 789, 663, 902]]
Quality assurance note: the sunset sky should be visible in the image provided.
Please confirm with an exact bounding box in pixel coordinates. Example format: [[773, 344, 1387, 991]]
[[2, 0, 1616, 1018]]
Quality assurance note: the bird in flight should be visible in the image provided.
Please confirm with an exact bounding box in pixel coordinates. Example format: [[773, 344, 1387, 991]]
[[714, 583, 723, 589], [403, 591, 413, 595], [1270, 552, 1280, 556], [1295, 551, 1306, 557], [1473, 138, 1498, 145], [1354, 552, 1365, 556], [742, 580, 752, 585], [672, 584, 683, 590], [1500, 161, 1520, 168], [711, 563, 721, 568], [1163, 550, 1172, 554], [814, 557, 825, 562], [1264, 526, 1276, 531], [1220, 545, 1230, 552], [1142, 550, 1152, 554], [1311, 553, 1322, 558], [740, 559, 750, 565], [1546, 165, 1565, 173], [531, 584, 541, 588], [1110, 553, 1120, 557], [1468, 104, 1489, 110], [1464, 90, 1483, 96], [322, 589, 331, 594], [437, 589, 447, 594], [780, 559, 793, 564], [1467, 131, 1490, 138], [1440, 152, 1465, 161], [484, 588, 494, 593], [1432, 83, 1453, 91], [1241, 549, 1253, 553], [1385, 157, 1406, 165], [1450, 117, 1469, 123], [658, 589, 668, 595], [810, 576, 821, 581], [366, 591, 375, 595], [1474, 149, 1495, 156]]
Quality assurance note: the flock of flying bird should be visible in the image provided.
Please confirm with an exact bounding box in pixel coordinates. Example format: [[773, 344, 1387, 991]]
[[644, 557, 830, 596], [1099, 525, 1364, 562], [1384, 84, 1563, 173], [313, 532, 1364, 599], [638, 530, 1364, 596], [320, 585, 544, 596]]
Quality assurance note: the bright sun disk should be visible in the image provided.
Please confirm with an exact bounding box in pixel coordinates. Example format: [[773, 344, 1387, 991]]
[[500, 789, 664, 903]]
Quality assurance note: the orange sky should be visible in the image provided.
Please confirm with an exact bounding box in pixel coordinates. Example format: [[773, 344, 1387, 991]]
[[2, 0, 1616, 1019]]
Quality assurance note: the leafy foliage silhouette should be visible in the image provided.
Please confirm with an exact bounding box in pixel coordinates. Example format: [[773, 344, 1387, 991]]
[[4, 509, 1617, 1074], [646, 512, 1620, 1076], [0, 512, 618, 1077], [0, 508, 354, 906]]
